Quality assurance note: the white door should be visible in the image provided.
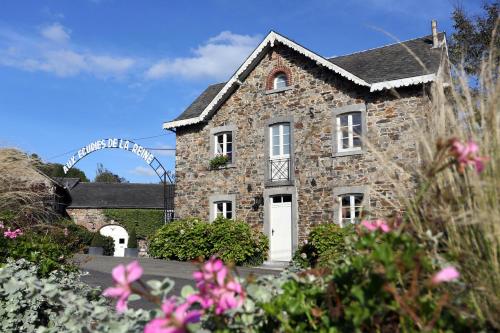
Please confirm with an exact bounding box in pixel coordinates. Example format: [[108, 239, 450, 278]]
[[99, 225, 128, 257], [270, 195, 292, 261]]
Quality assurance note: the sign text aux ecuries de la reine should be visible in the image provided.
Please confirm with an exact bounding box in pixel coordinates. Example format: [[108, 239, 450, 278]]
[[63, 138, 155, 174]]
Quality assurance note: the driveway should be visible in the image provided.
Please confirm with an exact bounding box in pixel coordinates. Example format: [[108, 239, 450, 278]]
[[73, 254, 282, 310]]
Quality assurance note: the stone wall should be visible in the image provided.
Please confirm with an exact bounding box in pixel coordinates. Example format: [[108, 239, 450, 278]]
[[67, 208, 149, 257], [174, 44, 430, 243]]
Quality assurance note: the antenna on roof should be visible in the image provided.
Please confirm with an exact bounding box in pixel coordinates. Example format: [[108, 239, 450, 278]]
[[431, 20, 439, 48]]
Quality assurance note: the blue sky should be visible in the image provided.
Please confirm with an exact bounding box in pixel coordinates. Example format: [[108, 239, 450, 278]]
[[0, 0, 482, 183]]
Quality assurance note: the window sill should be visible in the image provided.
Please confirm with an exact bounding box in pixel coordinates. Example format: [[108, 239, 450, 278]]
[[264, 179, 294, 188], [332, 149, 364, 158], [264, 86, 293, 95], [209, 163, 236, 170]]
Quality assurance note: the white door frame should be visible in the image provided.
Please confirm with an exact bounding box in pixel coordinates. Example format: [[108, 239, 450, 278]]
[[263, 186, 298, 262], [99, 225, 129, 257]]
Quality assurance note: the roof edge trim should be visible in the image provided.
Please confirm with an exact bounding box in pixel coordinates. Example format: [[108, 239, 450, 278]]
[[369, 73, 436, 92]]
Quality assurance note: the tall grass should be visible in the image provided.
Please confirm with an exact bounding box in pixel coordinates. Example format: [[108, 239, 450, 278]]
[[368, 36, 499, 326]]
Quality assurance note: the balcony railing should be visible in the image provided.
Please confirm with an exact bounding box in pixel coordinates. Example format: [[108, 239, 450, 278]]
[[269, 158, 290, 181]]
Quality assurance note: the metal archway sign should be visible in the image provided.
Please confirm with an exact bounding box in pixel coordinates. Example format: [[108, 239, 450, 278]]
[[63, 138, 174, 223]]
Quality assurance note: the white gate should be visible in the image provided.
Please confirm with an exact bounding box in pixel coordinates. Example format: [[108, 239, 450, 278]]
[[99, 225, 129, 257]]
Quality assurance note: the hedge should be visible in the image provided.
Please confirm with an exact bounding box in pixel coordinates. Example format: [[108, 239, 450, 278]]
[[102, 209, 164, 239], [148, 217, 269, 266]]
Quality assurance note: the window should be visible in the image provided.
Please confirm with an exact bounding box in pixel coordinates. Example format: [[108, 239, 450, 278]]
[[270, 123, 290, 158], [214, 201, 233, 219], [336, 112, 362, 152], [338, 193, 363, 226], [273, 73, 288, 89], [214, 132, 233, 163]]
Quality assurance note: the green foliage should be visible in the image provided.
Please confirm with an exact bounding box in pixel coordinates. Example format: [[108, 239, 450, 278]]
[[149, 217, 268, 266], [0, 259, 152, 332], [43, 219, 94, 254], [449, 1, 499, 75], [210, 217, 269, 266], [90, 233, 115, 256], [94, 163, 127, 183], [103, 209, 164, 238], [294, 223, 353, 268], [209, 155, 230, 169], [148, 218, 212, 261], [1, 232, 73, 277], [259, 229, 481, 332], [31, 154, 89, 182], [127, 227, 138, 248]]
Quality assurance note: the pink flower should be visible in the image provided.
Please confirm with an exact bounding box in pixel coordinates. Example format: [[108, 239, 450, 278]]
[[103, 260, 143, 313], [3, 228, 23, 239], [188, 257, 245, 315], [144, 297, 201, 333], [432, 266, 460, 284], [361, 220, 391, 233], [449, 139, 489, 174]]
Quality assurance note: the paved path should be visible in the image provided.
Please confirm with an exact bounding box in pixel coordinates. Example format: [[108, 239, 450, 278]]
[[74, 254, 281, 310]]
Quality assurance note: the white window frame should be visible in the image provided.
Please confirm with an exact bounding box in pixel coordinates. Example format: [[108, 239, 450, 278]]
[[214, 132, 233, 162], [336, 112, 362, 153], [214, 201, 233, 219], [338, 193, 364, 227], [209, 194, 236, 222], [273, 73, 288, 90], [269, 123, 290, 159]]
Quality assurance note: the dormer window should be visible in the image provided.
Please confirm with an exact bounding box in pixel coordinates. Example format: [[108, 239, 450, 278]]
[[273, 73, 288, 89]]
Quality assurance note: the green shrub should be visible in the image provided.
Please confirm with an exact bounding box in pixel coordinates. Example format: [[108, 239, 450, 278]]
[[209, 217, 269, 266], [43, 219, 94, 254], [148, 218, 211, 261], [127, 227, 138, 248], [102, 209, 164, 239], [1, 232, 73, 277], [209, 154, 230, 169], [260, 229, 482, 332], [294, 223, 353, 268], [0, 259, 151, 332], [149, 217, 268, 266], [90, 233, 115, 256]]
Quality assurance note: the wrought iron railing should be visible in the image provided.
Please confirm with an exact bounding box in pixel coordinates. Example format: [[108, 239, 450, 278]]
[[269, 158, 290, 181]]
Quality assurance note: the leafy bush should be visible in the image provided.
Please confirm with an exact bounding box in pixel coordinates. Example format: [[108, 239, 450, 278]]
[[209, 154, 230, 169], [259, 227, 482, 332], [90, 233, 115, 256], [127, 227, 137, 248], [103, 209, 164, 239], [209, 217, 269, 266], [0, 259, 151, 332], [294, 223, 353, 268], [39, 219, 94, 254], [1, 232, 73, 277], [149, 217, 268, 265]]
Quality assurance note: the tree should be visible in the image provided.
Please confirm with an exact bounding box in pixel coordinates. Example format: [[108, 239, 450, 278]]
[[30, 154, 89, 182], [449, 1, 499, 75], [94, 163, 127, 183]]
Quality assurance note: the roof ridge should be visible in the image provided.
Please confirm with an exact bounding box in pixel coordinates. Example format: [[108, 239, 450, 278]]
[[327, 33, 442, 60]]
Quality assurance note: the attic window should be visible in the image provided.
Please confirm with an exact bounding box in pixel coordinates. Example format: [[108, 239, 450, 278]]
[[273, 73, 288, 89]]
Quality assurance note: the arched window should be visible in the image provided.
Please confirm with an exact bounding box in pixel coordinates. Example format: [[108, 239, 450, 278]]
[[273, 73, 288, 89]]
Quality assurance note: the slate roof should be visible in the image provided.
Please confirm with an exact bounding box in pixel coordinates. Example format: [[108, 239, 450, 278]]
[[67, 182, 174, 209], [53, 177, 81, 190], [174, 82, 226, 121], [328, 33, 445, 83], [169, 33, 446, 125]]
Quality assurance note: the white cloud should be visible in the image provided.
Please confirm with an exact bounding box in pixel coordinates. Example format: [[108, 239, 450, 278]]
[[41, 23, 70, 43], [145, 31, 261, 81], [0, 24, 136, 78], [130, 166, 156, 177]]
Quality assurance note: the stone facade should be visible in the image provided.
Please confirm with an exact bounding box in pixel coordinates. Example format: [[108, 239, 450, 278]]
[[174, 44, 430, 245]]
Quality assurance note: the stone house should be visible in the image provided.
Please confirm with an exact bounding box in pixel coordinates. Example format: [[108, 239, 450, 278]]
[[163, 28, 448, 261]]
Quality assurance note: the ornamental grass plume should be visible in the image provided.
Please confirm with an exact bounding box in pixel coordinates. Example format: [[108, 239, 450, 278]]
[[103, 260, 143, 313], [363, 29, 499, 326]]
